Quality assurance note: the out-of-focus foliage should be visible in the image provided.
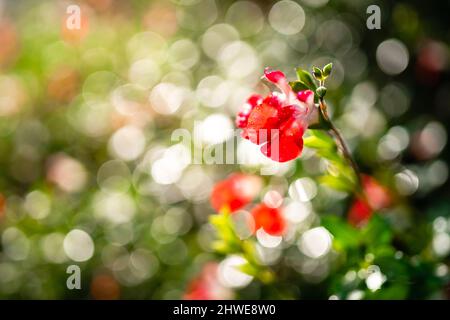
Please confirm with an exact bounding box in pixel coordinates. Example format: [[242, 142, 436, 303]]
[[0, 0, 449, 299]]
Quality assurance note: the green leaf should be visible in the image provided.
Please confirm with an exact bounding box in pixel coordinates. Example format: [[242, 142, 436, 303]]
[[212, 240, 231, 254], [318, 151, 345, 168], [258, 269, 275, 284], [238, 263, 275, 284], [323, 63, 333, 77], [304, 130, 341, 159], [289, 81, 309, 92], [319, 175, 354, 193], [362, 214, 393, 247], [321, 215, 360, 249], [295, 68, 317, 90], [238, 262, 259, 276], [209, 214, 237, 244], [308, 129, 335, 146], [312, 67, 323, 80], [209, 214, 229, 232], [366, 256, 410, 299], [367, 283, 409, 300], [303, 135, 332, 150], [305, 129, 358, 192], [241, 240, 259, 265]]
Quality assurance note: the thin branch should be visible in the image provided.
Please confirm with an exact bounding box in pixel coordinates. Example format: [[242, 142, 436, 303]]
[[319, 99, 363, 190]]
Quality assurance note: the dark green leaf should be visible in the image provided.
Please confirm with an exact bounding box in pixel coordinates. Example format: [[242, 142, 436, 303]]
[[362, 214, 393, 247], [323, 63, 333, 77], [289, 81, 309, 92], [321, 215, 360, 249], [295, 68, 317, 90], [312, 67, 323, 80]]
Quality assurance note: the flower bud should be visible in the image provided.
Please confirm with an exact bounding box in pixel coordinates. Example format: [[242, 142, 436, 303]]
[[316, 86, 327, 98]]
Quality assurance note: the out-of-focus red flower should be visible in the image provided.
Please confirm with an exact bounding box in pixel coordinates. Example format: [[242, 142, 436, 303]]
[[250, 203, 286, 236], [415, 40, 448, 86], [236, 68, 316, 162], [0, 20, 19, 68], [184, 263, 232, 300], [47, 66, 80, 103], [348, 175, 392, 226], [90, 274, 120, 300], [0, 193, 5, 220], [363, 175, 392, 209], [85, 0, 113, 12], [348, 199, 372, 227], [142, 3, 178, 37], [210, 174, 262, 213]]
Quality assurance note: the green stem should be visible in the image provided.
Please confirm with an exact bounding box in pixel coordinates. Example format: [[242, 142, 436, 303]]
[[319, 99, 363, 191]]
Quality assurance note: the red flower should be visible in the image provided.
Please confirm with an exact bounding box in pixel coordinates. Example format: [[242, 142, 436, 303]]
[[184, 263, 232, 300], [251, 203, 286, 236], [348, 199, 372, 227], [210, 174, 262, 213], [348, 175, 392, 226], [236, 68, 316, 162], [0, 193, 5, 220]]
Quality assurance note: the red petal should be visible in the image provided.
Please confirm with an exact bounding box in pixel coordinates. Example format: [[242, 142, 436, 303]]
[[278, 105, 297, 123], [247, 101, 280, 130], [210, 179, 247, 212], [259, 111, 305, 162], [261, 135, 302, 162], [264, 68, 286, 84], [297, 90, 314, 103], [264, 68, 294, 100], [348, 199, 373, 227], [281, 116, 305, 141], [362, 175, 392, 210], [262, 94, 283, 109], [235, 94, 263, 128], [247, 94, 263, 107], [246, 101, 281, 145], [210, 174, 261, 213], [251, 203, 286, 236]]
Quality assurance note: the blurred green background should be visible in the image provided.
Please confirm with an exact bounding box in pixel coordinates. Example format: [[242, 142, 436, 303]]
[[0, 0, 449, 299]]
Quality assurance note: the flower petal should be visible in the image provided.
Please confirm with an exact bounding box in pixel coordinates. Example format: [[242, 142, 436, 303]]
[[251, 203, 286, 236], [264, 68, 286, 84], [261, 134, 303, 162], [246, 100, 281, 144], [297, 90, 314, 104], [264, 68, 294, 101], [235, 94, 263, 128]]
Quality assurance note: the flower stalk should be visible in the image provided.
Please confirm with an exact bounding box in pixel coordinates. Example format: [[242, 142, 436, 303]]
[[318, 98, 363, 190]]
